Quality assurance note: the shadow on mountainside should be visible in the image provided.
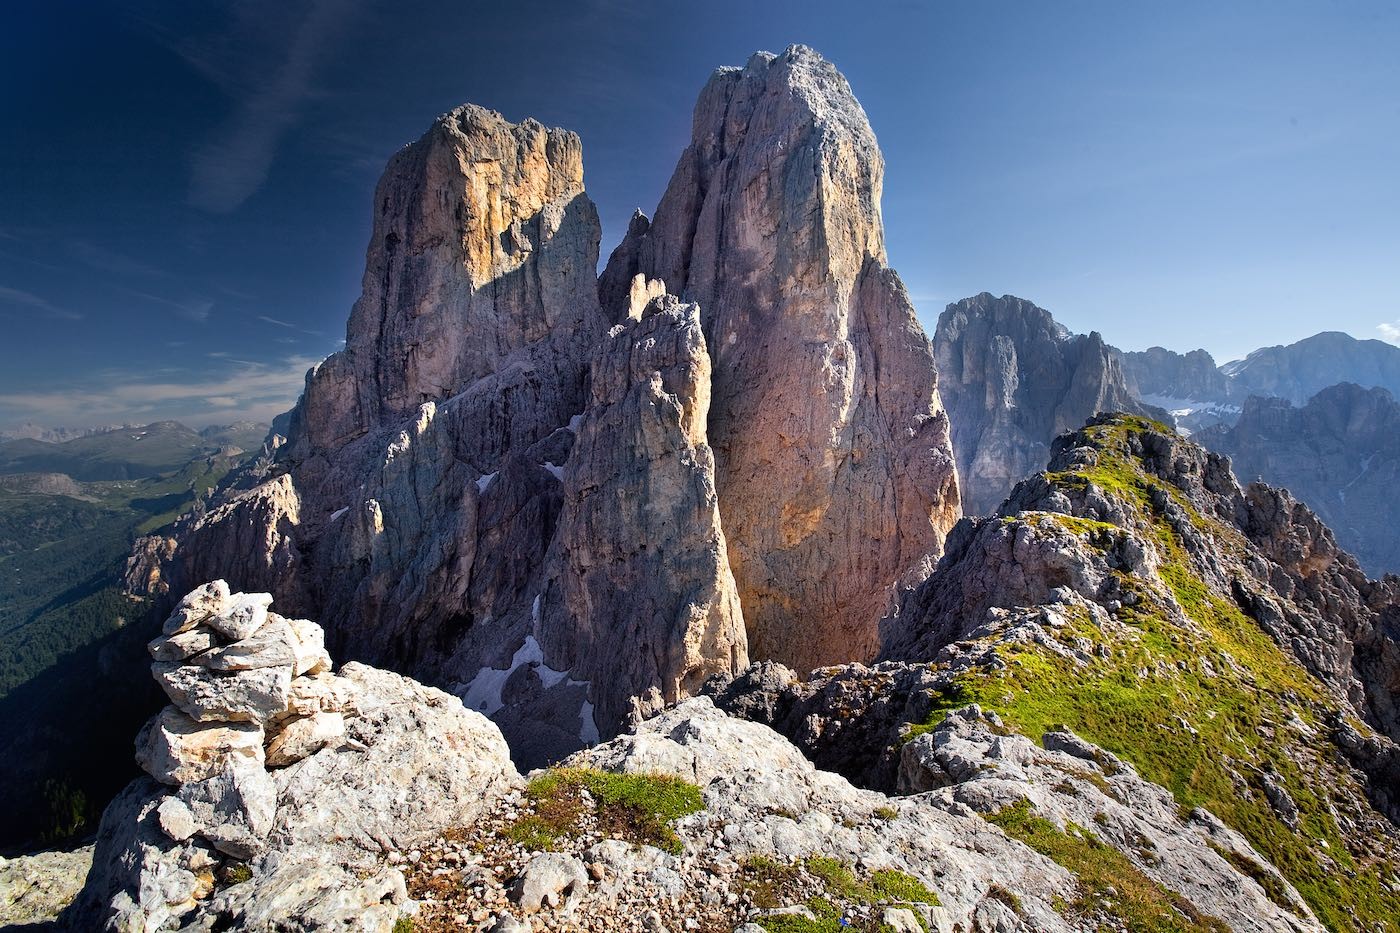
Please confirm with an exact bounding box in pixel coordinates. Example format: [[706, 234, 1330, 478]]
[[0, 603, 164, 855]]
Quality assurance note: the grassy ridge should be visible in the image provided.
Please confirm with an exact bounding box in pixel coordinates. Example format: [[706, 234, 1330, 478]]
[[911, 418, 1400, 931]]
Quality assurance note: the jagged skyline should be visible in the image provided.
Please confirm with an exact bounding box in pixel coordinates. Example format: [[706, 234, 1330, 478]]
[[2, 0, 1396, 430]]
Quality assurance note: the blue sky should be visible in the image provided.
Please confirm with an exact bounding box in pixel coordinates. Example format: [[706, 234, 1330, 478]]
[[2, 0, 1397, 429]]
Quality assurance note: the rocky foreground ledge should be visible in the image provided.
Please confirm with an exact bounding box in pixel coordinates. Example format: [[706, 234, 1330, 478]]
[[8, 581, 1328, 932]]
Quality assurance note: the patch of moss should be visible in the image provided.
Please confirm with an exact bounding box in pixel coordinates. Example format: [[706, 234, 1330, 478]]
[[900, 680, 979, 744], [754, 915, 844, 933], [984, 885, 1022, 913], [507, 767, 704, 854], [221, 862, 252, 885], [871, 868, 939, 905], [1036, 512, 1121, 542], [392, 918, 415, 933], [740, 855, 804, 910], [744, 856, 937, 933], [989, 799, 1229, 932]]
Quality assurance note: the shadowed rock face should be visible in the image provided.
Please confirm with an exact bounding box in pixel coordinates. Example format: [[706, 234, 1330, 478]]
[[934, 293, 1161, 516], [1121, 346, 1232, 402], [538, 295, 748, 735], [603, 45, 961, 671]]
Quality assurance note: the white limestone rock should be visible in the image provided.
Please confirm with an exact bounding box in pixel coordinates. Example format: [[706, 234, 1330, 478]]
[[175, 757, 278, 860], [134, 707, 264, 786], [148, 627, 219, 662], [904, 706, 1323, 933], [265, 711, 346, 767], [161, 579, 231, 636], [568, 697, 1078, 930], [192, 614, 297, 671], [204, 591, 275, 642], [284, 616, 332, 676], [74, 607, 521, 932], [511, 851, 589, 914]]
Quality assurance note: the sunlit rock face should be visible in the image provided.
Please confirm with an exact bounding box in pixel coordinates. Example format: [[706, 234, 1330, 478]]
[[603, 45, 961, 671], [137, 47, 965, 764]]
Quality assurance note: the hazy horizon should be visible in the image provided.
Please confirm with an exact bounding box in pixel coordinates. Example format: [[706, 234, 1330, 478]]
[[3, 0, 1397, 431]]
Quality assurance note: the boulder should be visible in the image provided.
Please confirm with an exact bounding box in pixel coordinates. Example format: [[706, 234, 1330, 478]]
[[175, 758, 278, 859], [265, 711, 346, 767], [161, 579, 231, 636], [511, 851, 589, 914]]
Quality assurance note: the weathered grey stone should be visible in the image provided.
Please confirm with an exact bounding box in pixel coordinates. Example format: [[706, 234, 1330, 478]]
[[905, 707, 1318, 932], [265, 711, 346, 767], [72, 599, 520, 933], [284, 615, 332, 676], [148, 627, 218, 662], [276, 672, 359, 722], [153, 660, 293, 724], [204, 591, 274, 642], [568, 697, 1075, 929], [0, 844, 93, 927], [192, 614, 296, 671], [161, 580, 231, 636], [156, 797, 198, 842]]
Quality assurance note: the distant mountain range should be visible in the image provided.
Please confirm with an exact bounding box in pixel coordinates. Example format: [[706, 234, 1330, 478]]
[[936, 298, 1400, 578], [934, 293, 1165, 515], [1122, 331, 1400, 432], [1198, 383, 1400, 576], [0, 421, 268, 482]]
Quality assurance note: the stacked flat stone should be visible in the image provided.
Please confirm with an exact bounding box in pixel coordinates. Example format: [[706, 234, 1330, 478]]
[[137, 580, 351, 860]]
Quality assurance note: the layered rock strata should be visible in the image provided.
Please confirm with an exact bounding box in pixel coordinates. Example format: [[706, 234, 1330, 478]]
[[603, 46, 961, 668]]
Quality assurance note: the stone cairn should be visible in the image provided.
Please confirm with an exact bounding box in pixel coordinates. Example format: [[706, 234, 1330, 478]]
[[137, 580, 353, 861]]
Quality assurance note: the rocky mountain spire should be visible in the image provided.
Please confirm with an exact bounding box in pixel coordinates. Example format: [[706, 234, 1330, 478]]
[[300, 104, 607, 449], [130, 48, 965, 765], [602, 46, 961, 670]]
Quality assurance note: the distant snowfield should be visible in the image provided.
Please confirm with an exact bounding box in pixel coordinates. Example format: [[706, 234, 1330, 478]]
[[1140, 394, 1240, 435]]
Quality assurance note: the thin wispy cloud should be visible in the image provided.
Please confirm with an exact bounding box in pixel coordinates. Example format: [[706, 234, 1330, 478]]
[[115, 286, 213, 322], [0, 285, 83, 321], [69, 241, 169, 279], [0, 354, 323, 430], [258, 315, 295, 327], [181, 0, 363, 213]]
